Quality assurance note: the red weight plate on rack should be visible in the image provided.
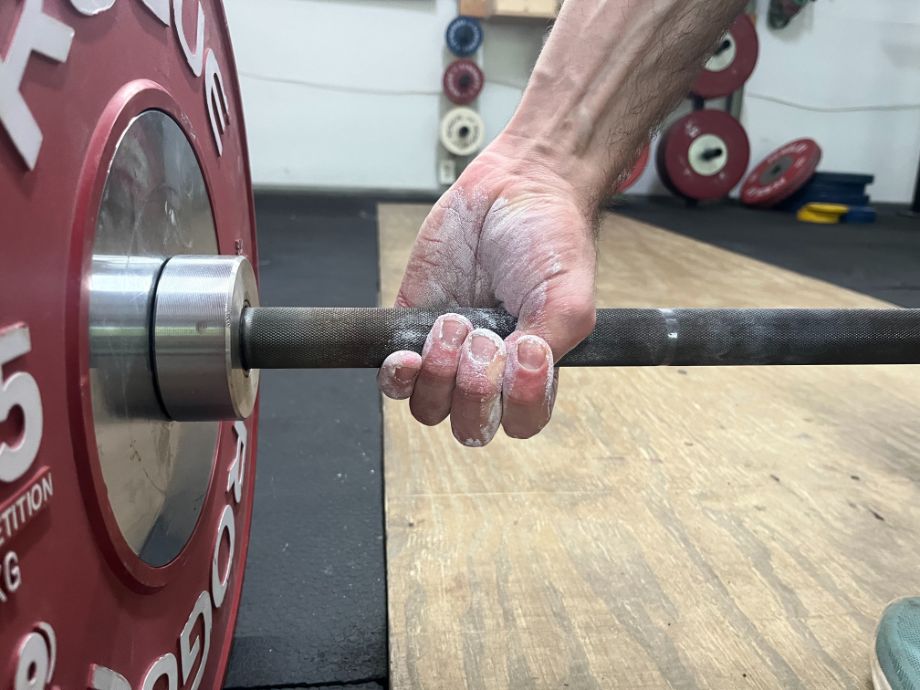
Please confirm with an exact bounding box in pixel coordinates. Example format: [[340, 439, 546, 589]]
[[443, 59, 485, 105], [614, 144, 651, 194], [691, 14, 759, 99], [656, 110, 751, 201], [0, 2, 257, 688], [741, 138, 822, 207]]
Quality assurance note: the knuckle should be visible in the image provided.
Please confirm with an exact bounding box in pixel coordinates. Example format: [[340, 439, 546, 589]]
[[394, 290, 413, 308], [545, 297, 595, 349], [565, 297, 597, 338], [456, 373, 500, 401], [420, 355, 459, 382]]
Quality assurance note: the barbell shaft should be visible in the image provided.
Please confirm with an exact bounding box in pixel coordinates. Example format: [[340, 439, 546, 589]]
[[239, 307, 920, 369]]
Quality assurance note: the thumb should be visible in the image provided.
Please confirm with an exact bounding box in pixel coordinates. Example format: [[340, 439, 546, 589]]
[[514, 269, 597, 362], [499, 271, 595, 440]]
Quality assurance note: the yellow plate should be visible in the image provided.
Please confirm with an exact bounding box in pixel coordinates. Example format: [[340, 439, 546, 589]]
[[797, 203, 849, 224]]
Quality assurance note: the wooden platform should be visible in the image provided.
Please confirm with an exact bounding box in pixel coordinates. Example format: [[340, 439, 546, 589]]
[[379, 203, 920, 689]]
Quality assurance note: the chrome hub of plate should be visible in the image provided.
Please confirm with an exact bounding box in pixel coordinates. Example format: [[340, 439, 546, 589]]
[[87, 110, 220, 567]]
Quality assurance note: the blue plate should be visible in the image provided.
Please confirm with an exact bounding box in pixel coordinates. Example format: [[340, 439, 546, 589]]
[[446, 16, 483, 57]]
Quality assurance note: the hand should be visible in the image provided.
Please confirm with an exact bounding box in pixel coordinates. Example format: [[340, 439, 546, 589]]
[[377, 138, 598, 447]]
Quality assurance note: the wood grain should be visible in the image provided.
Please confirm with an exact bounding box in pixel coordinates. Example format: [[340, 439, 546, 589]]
[[379, 203, 920, 689], [458, 0, 559, 19]]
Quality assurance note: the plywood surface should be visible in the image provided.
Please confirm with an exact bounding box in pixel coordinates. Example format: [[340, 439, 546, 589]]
[[379, 203, 920, 689], [458, 0, 559, 19]]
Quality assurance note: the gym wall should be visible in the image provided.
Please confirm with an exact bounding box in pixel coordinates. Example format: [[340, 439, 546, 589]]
[[226, 0, 920, 203], [740, 0, 920, 204], [224, 0, 545, 194]]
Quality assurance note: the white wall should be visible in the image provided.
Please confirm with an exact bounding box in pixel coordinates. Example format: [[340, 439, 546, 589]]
[[748, 0, 920, 203], [224, 0, 545, 193], [227, 0, 920, 202]]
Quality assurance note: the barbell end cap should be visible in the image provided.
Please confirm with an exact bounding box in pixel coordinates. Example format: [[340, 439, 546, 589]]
[[153, 255, 260, 421]]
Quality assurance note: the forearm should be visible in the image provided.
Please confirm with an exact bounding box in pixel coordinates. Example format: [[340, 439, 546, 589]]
[[495, 0, 748, 204]]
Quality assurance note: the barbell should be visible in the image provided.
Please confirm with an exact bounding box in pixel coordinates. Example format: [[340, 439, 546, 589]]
[[139, 253, 920, 421], [0, 1, 913, 688]]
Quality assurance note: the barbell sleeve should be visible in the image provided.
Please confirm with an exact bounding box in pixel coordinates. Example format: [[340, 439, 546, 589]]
[[239, 307, 920, 369]]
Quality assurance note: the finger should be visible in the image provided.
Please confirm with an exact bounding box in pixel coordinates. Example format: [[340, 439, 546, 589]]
[[409, 313, 472, 425], [378, 351, 422, 400], [501, 334, 555, 439], [451, 329, 507, 447]]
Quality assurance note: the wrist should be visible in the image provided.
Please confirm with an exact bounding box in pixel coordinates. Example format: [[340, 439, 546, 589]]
[[486, 129, 610, 212]]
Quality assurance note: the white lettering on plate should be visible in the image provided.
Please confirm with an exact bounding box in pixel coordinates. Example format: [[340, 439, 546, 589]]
[[0, 0, 74, 169]]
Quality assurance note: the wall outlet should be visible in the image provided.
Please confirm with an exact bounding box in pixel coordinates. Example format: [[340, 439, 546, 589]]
[[438, 158, 457, 186]]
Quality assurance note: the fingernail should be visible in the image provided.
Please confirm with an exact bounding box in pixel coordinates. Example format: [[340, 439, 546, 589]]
[[470, 333, 498, 363], [394, 364, 416, 383], [517, 338, 547, 371], [440, 318, 467, 348]]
